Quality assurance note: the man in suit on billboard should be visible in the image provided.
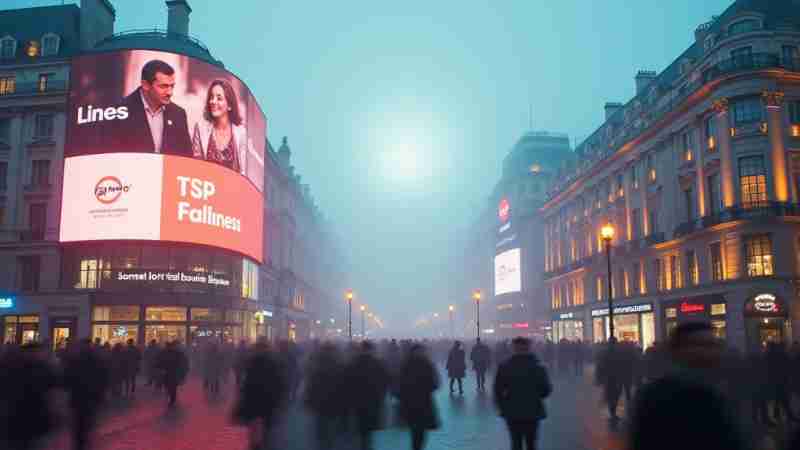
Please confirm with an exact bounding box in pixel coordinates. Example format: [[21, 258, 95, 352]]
[[111, 59, 193, 156]]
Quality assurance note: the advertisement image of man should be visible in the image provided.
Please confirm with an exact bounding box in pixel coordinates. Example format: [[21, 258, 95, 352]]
[[111, 59, 193, 156]]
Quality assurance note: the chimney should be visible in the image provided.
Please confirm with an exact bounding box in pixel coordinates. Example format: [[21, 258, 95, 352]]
[[278, 136, 291, 168], [604, 102, 623, 121], [635, 70, 657, 95], [80, 0, 116, 50], [166, 0, 192, 36]]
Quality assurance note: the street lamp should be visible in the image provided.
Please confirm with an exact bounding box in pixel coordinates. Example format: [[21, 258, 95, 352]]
[[449, 305, 455, 339], [473, 289, 482, 340], [360, 304, 367, 339], [600, 224, 615, 344], [346, 290, 354, 341]]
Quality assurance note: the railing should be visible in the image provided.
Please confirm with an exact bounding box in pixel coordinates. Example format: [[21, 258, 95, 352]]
[[0, 80, 68, 97], [95, 28, 212, 54], [672, 202, 800, 238]]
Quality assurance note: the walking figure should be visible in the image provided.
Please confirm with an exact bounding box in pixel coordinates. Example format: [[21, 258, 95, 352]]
[[155, 341, 189, 407], [398, 344, 440, 450], [446, 341, 466, 395], [470, 338, 491, 391]]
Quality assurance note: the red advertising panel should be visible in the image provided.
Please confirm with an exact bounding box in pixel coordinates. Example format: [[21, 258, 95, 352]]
[[60, 49, 266, 262]]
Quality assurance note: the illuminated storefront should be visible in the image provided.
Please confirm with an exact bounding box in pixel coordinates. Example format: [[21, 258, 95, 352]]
[[662, 295, 727, 341], [744, 293, 790, 351], [551, 310, 585, 342], [591, 303, 655, 349]]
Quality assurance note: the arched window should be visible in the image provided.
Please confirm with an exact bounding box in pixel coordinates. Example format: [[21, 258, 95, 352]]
[[728, 19, 760, 36], [0, 36, 16, 59], [41, 33, 60, 57]]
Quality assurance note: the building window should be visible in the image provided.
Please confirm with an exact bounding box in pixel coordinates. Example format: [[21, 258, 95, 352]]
[[732, 98, 762, 125], [622, 269, 630, 297], [681, 131, 692, 161], [705, 116, 716, 151], [710, 242, 724, 281], [0, 118, 10, 143], [29, 203, 46, 239], [0, 77, 15, 95], [647, 154, 656, 182], [41, 34, 59, 57], [649, 209, 659, 234], [655, 259, 664, 291], [707, 174, 721, 214], [789, 101, 800, 126], [0, 161, 7, 191], [670, 254, 681, 289], [37, 73, 52, 92], [744, 234, 774, 277], [18, 256, 40, 291], [0, 37, 16, 59], [631, 165, 639, 190], [31, 160, 50, 186], [687, 250, 699, 286], [617, 174, 624, 198], [684, 188, 694, 222], [631, 208, 641, 239], [34, 114, 54, 138], [728, 20, 758, 36], [242, 259, 259, 300], [596, 276, 603, 301], [739, 156, 767, 208]]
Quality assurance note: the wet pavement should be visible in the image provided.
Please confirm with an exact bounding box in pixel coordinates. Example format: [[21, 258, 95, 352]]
[[45, 366, 625, 450]]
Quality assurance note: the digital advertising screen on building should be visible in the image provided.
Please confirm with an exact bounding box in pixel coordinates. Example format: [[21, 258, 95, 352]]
[[494, 247, 521, 296], [60, 49, 266, 263]]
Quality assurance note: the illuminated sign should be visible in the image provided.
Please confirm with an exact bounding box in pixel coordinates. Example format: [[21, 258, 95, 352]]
[[263, 310, 274, 318], [498, 198, 510, 223], [512, 322, 530, 329], [753, 293, 779, 313], [559, 312, 574, 320], [0, 297, 13, 308], [592, 303, 652, 317], [499, 221, 511, 234], [108, 269, 233, 290], [494, 248, 521, 296], [680, 302, 706, 314], [61, 49, 267, 262], [483, 328, 495, 334]]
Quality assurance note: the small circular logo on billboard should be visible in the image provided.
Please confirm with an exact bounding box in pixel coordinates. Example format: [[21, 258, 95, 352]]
[[498, 198, 510, 223], [94, 176, 130, 204]]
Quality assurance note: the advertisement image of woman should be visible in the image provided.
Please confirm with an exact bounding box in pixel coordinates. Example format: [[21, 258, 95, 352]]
[[192, 79, 247, 174]]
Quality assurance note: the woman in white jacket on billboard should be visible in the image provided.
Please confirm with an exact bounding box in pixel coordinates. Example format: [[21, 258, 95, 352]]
[[192, 79, 247, 175]]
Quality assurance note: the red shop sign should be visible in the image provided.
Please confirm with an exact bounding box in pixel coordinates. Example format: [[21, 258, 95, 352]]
[[512, 322, 529, 329], [680, 302, 705, 314]]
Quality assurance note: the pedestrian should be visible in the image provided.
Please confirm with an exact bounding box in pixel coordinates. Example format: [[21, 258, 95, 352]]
[[594, 337, 628, 424], [0, 343, 59, 450], [63, 338, 111, 450], [305, 342, 345, 450], [233, 339, 288, 450], [573, 340, 585, 377], [470, 338, 491, 391], [398, 344, 440, 450], [123, 338, 142, 397], [344, 340, 390, 450], [446, 341, 466, 395], [627, 322, 746, 450], [233, 340, 248, 387], [493, 337, 552, 450], [110, 342, 125, 398], [203, 342, 224, 395], [143, 339, 159, 388], [155, 340, 189, 407]]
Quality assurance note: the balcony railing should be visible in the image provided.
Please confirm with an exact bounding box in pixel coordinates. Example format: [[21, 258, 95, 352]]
[[673, 202, 800, 238], [0, 80, 68, 97]]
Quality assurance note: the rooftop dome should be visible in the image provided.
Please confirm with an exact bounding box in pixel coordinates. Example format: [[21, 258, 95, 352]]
[[92, 29, 223, 67]]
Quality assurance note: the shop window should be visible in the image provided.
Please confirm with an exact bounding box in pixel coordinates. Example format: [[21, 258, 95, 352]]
[[191, 308, 222, 321], [226, 310, 244, 323], [710, 242, 724, 281], [732, 98, 762, 126], [739, 156, 768, 208], [92, 324, 138, 346], [665, 308, 677, 319], [93, 306, 139, 322], [145, 325, 186, 345], [744, 234, 774, 277], [711, 303, 726, 316], [145, 306, 187, 322], [686, 250, 699, 286]]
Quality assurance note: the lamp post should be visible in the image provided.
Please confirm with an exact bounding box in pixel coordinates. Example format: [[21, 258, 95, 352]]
[[360, 305, 366, 339], [600, 224, 616, 344], [346, 289, 354, 341], [473, 290, 482, 340], [449, 305, 455, 339]]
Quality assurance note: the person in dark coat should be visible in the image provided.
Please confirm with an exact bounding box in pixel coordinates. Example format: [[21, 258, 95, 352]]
[[233, 339, 288, 450], [627, 322, 746, 450], [765, 341, 798, 423], [233, 340, 249, 387], [123, 339, 142, 397], [155, 341, 189, 407], [446, 341, 467, 395], [143, 340, 160, 388], [344, 341, 390, 450], [110, 343, 126, 398], [0, 343, 59, 450], [63, 338, 111, 450], [398, 344, 440, 450], [594, 337, 628, 423], [305, 343, 345, 450], [470, 338, 491, 391], [574, 340, 585, 376], [202, 342, 224, 395], [494, 337, 552, 450]]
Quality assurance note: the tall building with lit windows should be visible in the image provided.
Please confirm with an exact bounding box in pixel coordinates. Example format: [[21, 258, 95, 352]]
[[544, 0, 800, 351]]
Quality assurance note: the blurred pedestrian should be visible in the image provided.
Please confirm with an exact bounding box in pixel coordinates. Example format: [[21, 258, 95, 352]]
[[627, 322, 745, 450], [398, 344, 440, 450], [63, 338, 111, 450], [595, 337, 627, 423], [110, 343, 125, 398], [493, 337, 552, 450], [143, 339, 159, 388], [446, 341, 466, 395], [305, 343, 345, 450], [573, 340, 585, 377], [233, 340, 248, 387], [470, 338, 491, 391], [344, 341, 390, 450], [233, 339, 288, 450], [0, 343, 59, 450], [155, 341, 189, 407], [203, 342, 224, 395], [123, 338, 141, 397]]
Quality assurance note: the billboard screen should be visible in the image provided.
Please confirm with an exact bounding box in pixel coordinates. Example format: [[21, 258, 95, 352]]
[[495, 248, 521, 296], [61, 49, 266, 262]]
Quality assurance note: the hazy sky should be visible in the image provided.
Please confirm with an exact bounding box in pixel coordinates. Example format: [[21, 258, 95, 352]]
[[15, 0, 732, 333]]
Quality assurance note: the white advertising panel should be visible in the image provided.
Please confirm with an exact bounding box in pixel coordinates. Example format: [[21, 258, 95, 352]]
[[495, 248, 521, 296]]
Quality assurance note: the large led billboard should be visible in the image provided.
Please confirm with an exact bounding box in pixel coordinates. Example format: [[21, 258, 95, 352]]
[[495, 248, 521, 296], [60, 49, 266, 262]]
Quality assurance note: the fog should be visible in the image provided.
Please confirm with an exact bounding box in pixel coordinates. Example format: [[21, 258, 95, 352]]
[[15, 0, 730, 336]]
